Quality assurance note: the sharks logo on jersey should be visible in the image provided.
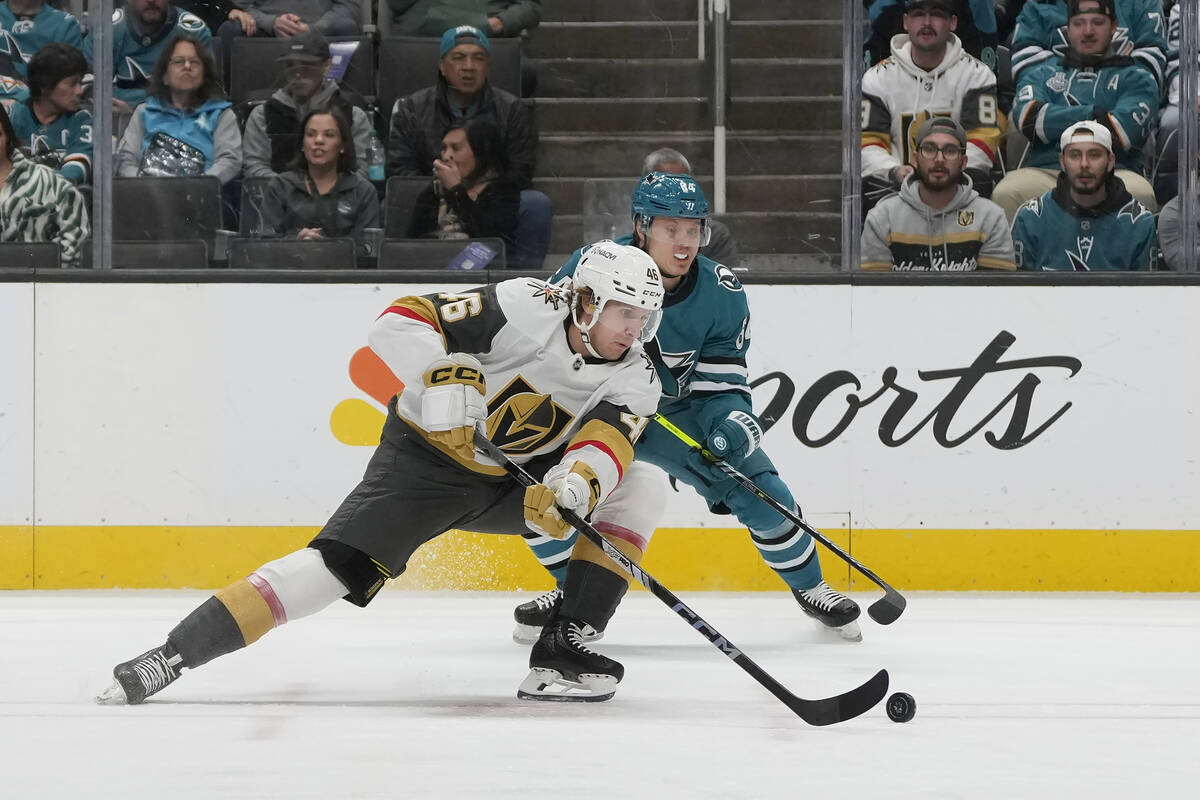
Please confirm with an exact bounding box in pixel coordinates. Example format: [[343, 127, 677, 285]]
[[658, 348, 698, 393], [1064, 236, 1094, 271], [714, 264, 743, 292]]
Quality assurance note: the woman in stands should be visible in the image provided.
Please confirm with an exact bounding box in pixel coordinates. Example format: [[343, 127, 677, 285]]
[[0, 102, 88, 267], [259, 106, 380, 251], [407, 117, 519, 253], [114, 34, 242, 186]]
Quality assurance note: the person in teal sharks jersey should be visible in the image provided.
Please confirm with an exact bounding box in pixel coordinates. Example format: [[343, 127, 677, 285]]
[[511, 172, 866, 647]]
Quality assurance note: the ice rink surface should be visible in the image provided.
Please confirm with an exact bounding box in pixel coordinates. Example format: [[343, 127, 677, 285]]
[[1, 589, 1196, 799]]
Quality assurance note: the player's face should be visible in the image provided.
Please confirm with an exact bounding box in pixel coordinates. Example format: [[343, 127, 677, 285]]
[[1067, 10, 1115, 56], [284, 62, 326, 103], [638, 216, 703, 278], [581, 299, 655, 359], [303, 113, 342, 169], [439, 45, 489, 97], [165, 42, 204, 94], [440, 128, 477, 176], [131, 0, 166, 27], [47, 74, 84, 114], [1060, 142, 1114, 195], [912, 132, 965, 190], [903, 5, 956, 51]]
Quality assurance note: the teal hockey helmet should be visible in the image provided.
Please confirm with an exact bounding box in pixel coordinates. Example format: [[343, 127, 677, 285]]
[[631, 172, 712, 246]]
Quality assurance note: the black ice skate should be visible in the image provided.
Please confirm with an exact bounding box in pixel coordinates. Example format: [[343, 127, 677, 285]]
[[95, 643, 184, 705], [512, 588, 604, 645], [517, 619, 623, 702], [792, 581, 864, 642]]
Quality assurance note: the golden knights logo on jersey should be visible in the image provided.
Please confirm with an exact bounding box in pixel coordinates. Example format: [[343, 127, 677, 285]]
[[485, 375, 574, 454], [528, 280, 567, 310]]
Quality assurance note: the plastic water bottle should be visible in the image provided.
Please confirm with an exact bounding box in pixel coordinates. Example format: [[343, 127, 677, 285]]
[[365, 128, 385, 184]]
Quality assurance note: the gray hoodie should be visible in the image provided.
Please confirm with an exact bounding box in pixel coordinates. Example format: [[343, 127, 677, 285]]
[[242, 80, 372, 180], [861, 174, 1015, 271]]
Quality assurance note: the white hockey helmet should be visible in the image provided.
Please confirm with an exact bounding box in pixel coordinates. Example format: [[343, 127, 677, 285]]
[[571, 240, 665, 357]]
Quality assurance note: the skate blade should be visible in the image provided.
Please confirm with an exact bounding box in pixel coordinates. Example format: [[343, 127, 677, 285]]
[[512, 623, 604, 646], [516, 668, 616, 702], [95, 680, 129, 705], [830, 620, 863, 642], [512, 623, 542, 646]]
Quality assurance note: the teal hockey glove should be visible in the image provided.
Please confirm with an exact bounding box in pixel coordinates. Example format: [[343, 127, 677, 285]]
[[705, 410, 763, 468]]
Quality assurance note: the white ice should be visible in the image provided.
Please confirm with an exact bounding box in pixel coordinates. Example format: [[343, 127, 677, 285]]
[[1, 590, 1196, 799]]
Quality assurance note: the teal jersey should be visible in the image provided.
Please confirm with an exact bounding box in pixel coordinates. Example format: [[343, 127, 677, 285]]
[[0, 4, 84, 79], [1012, 174, 1156, 271], [8, 100, 92, 184], [83, 7, 211, 107], [552, 235, 753, 435]]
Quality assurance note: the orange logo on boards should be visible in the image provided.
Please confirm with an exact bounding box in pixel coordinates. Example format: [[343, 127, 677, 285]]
[[330, 347, 403, 446]]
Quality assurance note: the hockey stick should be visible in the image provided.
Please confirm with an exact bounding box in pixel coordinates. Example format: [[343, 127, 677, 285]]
[[652, 413, 907, 625], [473, 429, 888, 726]]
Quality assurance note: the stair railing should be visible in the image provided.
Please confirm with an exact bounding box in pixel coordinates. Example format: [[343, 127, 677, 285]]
[[841, 0, 865, 272], [707, 0, 730, 214], [1178, 0, 1197, 272]]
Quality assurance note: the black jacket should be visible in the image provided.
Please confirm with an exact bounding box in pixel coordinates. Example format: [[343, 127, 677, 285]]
[[386, 76, 536, 189], [262, 169, 381, 245], [407, 177, 520, 250]]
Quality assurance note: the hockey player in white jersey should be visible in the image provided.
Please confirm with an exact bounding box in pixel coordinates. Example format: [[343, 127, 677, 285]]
[[98, 243, 666, 705]]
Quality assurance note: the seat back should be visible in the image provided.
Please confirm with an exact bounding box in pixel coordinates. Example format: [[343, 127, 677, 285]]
[[230, 35, 377, 110], [113, 176, 223, 250], [0, 241, 60, 269], [582, 179, 634, 245], [383, 176, 431, 237], [81, 240, 209, 269], [377, 36, 521, 124], [239, 176, 275, 236], [378, 237, 506, 269], [228, 237, 358, 269]]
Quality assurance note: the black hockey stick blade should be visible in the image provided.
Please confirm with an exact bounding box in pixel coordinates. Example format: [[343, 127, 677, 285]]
[[868, 590, 906, 625], [474, 429, 890, 726]]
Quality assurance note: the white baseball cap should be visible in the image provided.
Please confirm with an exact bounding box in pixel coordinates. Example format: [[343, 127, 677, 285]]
[[1059, 120, 1113, 153]]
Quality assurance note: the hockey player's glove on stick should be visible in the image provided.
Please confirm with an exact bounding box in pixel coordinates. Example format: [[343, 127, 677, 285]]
[[474, 429, 889, 726], [653, 413, 907, 626]]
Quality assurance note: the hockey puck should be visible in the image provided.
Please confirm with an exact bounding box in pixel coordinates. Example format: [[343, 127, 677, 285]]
[[886, 691, 916, 723]]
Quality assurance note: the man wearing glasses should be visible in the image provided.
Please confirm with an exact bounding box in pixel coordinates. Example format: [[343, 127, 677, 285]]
[[861, 0, 1002, 212], [862, 116, 1015, 271]]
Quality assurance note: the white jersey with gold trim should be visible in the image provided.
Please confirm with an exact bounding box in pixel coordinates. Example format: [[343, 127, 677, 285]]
[[368, 278, 662, 499]]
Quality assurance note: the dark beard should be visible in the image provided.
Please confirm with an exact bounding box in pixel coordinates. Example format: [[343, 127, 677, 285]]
[[916, 165, 958, 191]]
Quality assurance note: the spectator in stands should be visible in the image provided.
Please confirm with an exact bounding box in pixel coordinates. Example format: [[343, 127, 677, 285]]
[[242, 29, 371, 181], [259, 106, 380, 251], [114, 34, 242, 185], [216, 0, 360, 48], [994, 0, 1158, 220], [83, 0, 213, 111], [175, 1, 256, 35], [1011, 120, 1156, 269], [642, 147, 739, 267], [861, 117, 1014, 270], [0, 100, 88, 266], [386, 25, 549, 269], [0, 1, 83, 80], [407, 116, 519, 252], [1009, 0, 1167, 90], [861, 0, 1003, 212], [865, 0, 998, 72], [1156, 139, 1199, 270], [1153, 1, 1196, 204], [9, 42, 91, 185], [386, 1, 543, 96]]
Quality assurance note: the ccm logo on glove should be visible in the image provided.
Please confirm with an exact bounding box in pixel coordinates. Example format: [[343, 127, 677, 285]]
[[421, 353, 488, 461]]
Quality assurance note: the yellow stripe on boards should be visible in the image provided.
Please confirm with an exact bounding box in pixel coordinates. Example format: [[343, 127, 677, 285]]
[[0, 526, 33, 588], [3, 525, 1198, 591]]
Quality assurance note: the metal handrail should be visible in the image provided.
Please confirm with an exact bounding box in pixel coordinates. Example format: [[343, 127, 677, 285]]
[[711, 0, 729, 214], [1178, 0, 1197, 272], [842, 0, 864, 272]]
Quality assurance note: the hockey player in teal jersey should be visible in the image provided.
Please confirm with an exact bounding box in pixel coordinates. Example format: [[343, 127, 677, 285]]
[[83, 0, 212, 108], [9, 42, 90, 184], [512, 173, 863, 670], [0, 1, 84, 80]]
